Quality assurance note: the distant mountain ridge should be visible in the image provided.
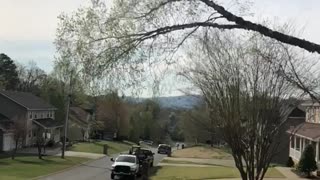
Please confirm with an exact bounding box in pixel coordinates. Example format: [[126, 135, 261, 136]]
[[125, 95, 203, 109]]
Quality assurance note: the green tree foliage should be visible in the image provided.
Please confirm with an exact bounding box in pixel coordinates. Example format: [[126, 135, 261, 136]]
[[298, 144, 317, 177], [128, 100, 164, 143], [0, 53, 19, 90]]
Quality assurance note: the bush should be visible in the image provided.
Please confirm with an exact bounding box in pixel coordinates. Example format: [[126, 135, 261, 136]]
[[298, 144, 317, 177], [287, 156, 295, 167]]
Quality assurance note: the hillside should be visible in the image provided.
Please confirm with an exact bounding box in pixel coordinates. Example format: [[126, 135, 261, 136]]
[[126, 95, 203, 110]]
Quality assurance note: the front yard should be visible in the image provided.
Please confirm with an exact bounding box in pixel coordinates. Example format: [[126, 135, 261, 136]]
[[69, 140, 135, 155], [150, 166, 285, 180], [172, 145, 232, 159], [152, 145, 285, 179], [0, 155, 89, 180]]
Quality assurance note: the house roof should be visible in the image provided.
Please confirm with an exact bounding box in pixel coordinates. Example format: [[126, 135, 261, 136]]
[[0, 91, 56, 110], [33, 118, 63, 129], [0, 113, 9, 121], [69, 107, 91, 125], [287, 122, 320, 140]]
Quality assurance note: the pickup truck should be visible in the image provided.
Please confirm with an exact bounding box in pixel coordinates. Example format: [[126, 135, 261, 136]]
[[111, 154, 140, 180], [129, 145, 154, 167]]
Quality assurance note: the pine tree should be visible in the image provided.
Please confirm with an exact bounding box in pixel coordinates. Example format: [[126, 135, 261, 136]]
[[298, 144, 318, 177]]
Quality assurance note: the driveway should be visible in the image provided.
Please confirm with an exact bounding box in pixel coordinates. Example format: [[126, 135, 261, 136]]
[[40, 148, 167, 180]]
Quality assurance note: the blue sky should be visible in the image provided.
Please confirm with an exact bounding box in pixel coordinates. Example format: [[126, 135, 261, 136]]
[[0, 0, 320, 96]]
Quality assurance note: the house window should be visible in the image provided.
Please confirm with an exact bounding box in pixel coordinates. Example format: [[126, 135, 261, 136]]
[[291, 137, 294, 148], [34, 114, 37, 119], [29, 113, 32, 119], [309, 108, 316, 122], [47, 113, 50, 118], [296, 137, 300, 151]]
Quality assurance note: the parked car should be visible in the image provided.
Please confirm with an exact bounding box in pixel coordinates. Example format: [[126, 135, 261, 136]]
[[157, 144, 172, 155], [110, 154, 140, 180], [143, 140, 153, 145], [138, 140, 154, 146]]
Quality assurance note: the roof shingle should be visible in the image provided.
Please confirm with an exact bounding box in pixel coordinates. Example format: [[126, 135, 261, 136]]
[[287, 122, 320, 140], [33, 118, 63, 129], [0, 91, 56, 110]]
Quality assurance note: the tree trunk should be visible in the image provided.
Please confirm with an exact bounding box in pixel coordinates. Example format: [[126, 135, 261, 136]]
[[11, 140, 19, 160], [37, 142, 42, 159]]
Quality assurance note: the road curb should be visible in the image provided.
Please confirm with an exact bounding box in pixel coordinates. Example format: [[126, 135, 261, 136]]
[[32, 156, 107, 180]]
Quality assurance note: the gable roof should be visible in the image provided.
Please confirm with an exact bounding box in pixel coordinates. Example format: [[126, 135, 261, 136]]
[[69, 107, 91, 125], [0, 113, 13, 130], [287, 122, 320, 140], [0, 91, 56, 110], [33, 118, 63, 129]]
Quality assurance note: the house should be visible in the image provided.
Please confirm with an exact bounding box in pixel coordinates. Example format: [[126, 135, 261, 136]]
[[0, 113, 14, 151], [68, 107, 92, 141], [272, 106, 305, 164], [287, 101, 320, 163], [0, 91, 63, 151]]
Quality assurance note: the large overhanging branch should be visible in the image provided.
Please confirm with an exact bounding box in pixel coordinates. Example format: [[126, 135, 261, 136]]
[[93, 22, 244, 43], [199, 0, 320, 54]]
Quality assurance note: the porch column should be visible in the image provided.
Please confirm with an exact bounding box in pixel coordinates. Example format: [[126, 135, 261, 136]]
[[302, 138, 305, 151], [300, 137, 302, 152]]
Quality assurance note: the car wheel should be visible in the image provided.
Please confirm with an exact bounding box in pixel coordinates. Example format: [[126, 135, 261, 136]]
[[110, 173, 115, 179], [131, 175, 136, 180]]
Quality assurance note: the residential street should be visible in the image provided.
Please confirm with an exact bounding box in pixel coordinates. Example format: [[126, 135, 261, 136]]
[[40, 148, 167, 180]]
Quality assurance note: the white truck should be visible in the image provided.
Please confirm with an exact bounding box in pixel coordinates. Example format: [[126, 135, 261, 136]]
[[110, 154, 140, 180]]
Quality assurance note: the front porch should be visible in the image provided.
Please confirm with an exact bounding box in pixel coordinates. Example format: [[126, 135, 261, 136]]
[[32, 118, 64, 146], [288, 122, 320, 163], [289, 135, 320, 162]]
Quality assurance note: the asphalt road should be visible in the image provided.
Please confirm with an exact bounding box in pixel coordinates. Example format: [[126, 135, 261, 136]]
[[41, 148, 167, 180]]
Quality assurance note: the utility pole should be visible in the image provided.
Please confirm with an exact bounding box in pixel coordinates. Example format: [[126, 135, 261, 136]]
[[61, 70, 74, 159], [61, 94, 71, 158]]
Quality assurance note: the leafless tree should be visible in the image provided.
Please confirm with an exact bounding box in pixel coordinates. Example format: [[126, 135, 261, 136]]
[[11, 116, 26, 160], [181, 30, 304, 180], [17, 61, 47, 93], [34, 127, 45, 160]]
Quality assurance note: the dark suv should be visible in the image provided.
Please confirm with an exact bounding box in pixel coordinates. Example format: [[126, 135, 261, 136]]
[[157, 144, 171, 155]]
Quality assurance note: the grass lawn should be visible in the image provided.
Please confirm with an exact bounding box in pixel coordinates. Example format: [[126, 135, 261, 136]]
[[161, 159, 223, 166], [150, 166, 285, 180], [0, 155, 89, 180], [69, 140, 134, 155], [172, 146, 232, 159]]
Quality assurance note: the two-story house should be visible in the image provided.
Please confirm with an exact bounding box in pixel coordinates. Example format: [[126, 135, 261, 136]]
[[287, 101, 320, 163], [0, 91, 63, 151], [68, 106, 93, 141]]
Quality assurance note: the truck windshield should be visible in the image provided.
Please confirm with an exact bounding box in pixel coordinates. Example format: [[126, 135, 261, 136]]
[[116, 156, 136, 163]]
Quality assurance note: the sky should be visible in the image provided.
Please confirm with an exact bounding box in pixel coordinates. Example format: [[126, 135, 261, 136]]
[[0, 0, 320, 96]]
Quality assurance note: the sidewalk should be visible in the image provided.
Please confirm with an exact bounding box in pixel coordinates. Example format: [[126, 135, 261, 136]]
[[55, 151, 106, 159]]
